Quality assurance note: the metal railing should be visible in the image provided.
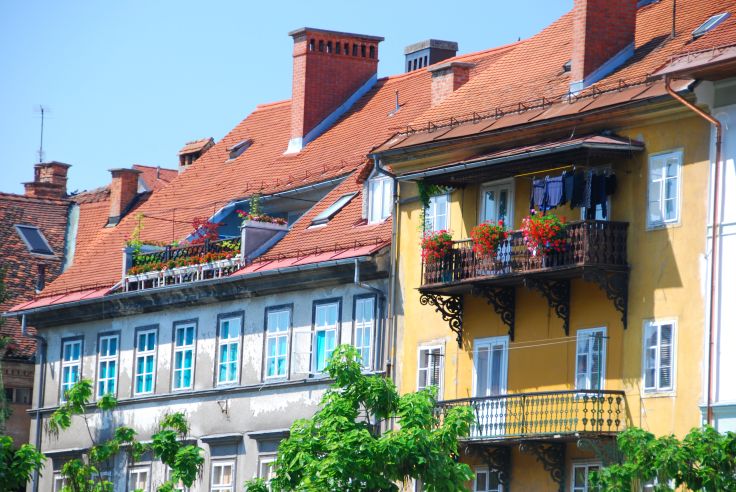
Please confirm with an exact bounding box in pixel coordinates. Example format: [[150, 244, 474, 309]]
[[436, 390, 627, 440], [132, 237, 241, 269], [422, 220, 628, 286]]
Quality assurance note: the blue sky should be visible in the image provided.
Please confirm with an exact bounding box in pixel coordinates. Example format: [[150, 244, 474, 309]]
[[0, 0, 572, 195]]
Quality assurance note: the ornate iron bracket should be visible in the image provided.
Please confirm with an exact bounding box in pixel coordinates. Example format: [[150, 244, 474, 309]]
[[484, 446, 512, 489], [473, 286, 516, 341], [582, 268, 629, 329], [524, 279, 571, 335], [419, 293, 463, 347], [577, 437, 623, 466], [519, 441, 566, 492]]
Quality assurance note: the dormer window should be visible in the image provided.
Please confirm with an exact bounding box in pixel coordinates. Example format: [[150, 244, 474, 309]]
[[367, 175, 392, 224], [692, 12, 730, 39], [227, 139, 252, 161], [311, 193, 356, 226], [15, 224, 54, 256]]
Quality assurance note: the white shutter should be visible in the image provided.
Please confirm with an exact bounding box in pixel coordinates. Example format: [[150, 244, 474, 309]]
[[648, 156, 664, 225], [290, 326, 312, 378], [658, 323, 673, 390]]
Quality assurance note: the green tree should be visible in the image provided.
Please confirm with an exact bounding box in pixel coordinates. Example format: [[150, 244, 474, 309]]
[[244, 345, 474, 492], [0, 435, 45, 492], [591, 426, 736, 491], [0, 266, 12, 429], [48, 379, 204, 492]]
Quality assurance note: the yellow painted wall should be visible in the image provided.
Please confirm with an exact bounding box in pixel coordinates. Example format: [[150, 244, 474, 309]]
[[395, 112, 711, 460]]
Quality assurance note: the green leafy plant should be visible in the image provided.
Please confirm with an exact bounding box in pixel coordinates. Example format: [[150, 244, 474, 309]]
[[590, 426, 736, 491], [0, 435, 45, 492], [417, 181, 449, 234], [48, 379, 204, 492], [243, 345, 474, 492]]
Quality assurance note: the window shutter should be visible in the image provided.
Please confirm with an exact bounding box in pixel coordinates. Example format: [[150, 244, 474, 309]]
[[659, 324, 673, 390], [290, 326, 312, 378], [430, 348, 442, 388], [648, 157, 664, 225]]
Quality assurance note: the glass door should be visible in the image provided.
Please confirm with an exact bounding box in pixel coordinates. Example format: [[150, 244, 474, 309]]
[[480, 181, 514, 226], [473, 336, 509, 438]]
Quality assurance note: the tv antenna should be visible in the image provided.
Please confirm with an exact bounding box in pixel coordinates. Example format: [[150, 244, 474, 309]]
[[34, 105, 50, 163]]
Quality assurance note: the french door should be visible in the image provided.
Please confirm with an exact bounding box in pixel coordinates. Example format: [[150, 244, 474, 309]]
[[473, 336, 509, 438], [480, 181, 514, 226]]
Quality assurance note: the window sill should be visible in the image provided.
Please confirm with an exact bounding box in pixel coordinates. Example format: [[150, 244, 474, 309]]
[[641, 390, 676, 399], [645, 220, 681, 231]]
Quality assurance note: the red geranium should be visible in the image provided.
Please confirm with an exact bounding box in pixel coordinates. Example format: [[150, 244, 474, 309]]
[[521, 210, 567, 255], [236, 209, 287, 226], [470, 220, 508, 258], [421, 230, 454, 263]]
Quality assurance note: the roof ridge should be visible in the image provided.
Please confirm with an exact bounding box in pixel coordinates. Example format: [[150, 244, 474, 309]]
[[0, 191, 69, 204], [254, 99, 291, 111]]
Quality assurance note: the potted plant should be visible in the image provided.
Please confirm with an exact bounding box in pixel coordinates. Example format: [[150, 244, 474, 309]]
[[421, 230, 454, 282], [471, 220, 509, 258], [521, 210, 567, 258]]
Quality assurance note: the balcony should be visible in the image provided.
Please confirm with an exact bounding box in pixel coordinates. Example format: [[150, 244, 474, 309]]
[[418, 221, 629, 345], [436, 390, 627, 442]]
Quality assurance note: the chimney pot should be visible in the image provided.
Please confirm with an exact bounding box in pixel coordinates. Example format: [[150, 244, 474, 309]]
[[404, 39, 458, 72], [107, 168, 142, 226], [23, 161, 71, 199]]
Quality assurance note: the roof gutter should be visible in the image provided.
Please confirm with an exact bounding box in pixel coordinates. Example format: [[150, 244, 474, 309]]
[[22, 315, 46, 492]]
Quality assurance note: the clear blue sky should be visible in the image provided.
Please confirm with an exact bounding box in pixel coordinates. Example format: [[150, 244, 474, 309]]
[[0, 0, 572, 195]]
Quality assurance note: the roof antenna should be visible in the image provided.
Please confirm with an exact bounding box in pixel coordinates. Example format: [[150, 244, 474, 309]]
[[34, 105, 49, 162]]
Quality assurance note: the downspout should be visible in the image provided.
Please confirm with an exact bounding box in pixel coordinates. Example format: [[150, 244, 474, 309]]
[[665, 77, 722, 426], [23, 315, 47, 492], [353, 258, 387, 372]]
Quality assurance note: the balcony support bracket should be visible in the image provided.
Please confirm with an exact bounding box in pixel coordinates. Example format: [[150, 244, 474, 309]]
[[577, 437, 623, 466], [582, 268, 629, 329], [420, 293, 463, 347], [524, 279, 571, 335], [484, 446, 512, 488], [519, 441, 566, 492], [473, 286, 516, 341]]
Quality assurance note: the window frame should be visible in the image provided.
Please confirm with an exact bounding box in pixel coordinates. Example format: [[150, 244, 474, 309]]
[[210, 459, 236, 492], [311, 193, 357, 226], [425, 193, 450, 233], [473, 465, 503, 492], [53, 472, 66, 492], [216, 311, 244, 387], [14, 224, 55, 256], [171, 319, 198, 392], [311, 298, 342, 374], [472, 336, 509, 398], [258, 454, 277, 483], [352, 294, 377, 372], [417, 344, 444, 399], [133, 326, 158, 396], [570, 460, 602, 492], [263, 304, 293, 381], [642, 319, 677, 396], [367, 174, 393, 224], [646, 149, 683, 230], [128, 464, 151, 492], [60, 337, 83, 402], [95, 331, 120, 399], [478, 178, 514, 227], [575, 327, 607, 392]]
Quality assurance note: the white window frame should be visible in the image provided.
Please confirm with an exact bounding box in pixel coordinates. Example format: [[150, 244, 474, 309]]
[[353, 296, 376, 372], [210, 460, 235, 492], [474, 466, 503, 492], [60, 339, 82, 402], [217, 316, 242, 386], [425, 193, 449, 232], [647, 150, 682, 229], [312, 301, 340, 374], [96, 334, 119, 398], [265, 307, 291, 380], [473, 336, 509, 397], [571, 461, 602, 492], [367, 175, 392, 224], [134, 328, 157, 396], [53, 473, 66, 492], [128, 465, 151, 492], [258, 454, 277, 483], [575, 328, 607, 391], [479, 178, 514, 226], [642, 319, 676, 395], [417, 344, 444, 399], [172, 322, 196, 391]]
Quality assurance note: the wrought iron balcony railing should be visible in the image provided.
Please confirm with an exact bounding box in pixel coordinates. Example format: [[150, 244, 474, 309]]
[[436, 390, 627, 441], [421, 220, 628, 288]]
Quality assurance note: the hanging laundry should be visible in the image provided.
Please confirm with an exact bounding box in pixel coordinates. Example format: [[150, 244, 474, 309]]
[[531, 177, 546, 212], [605, 174, 617, 196], [546, 175, 564, 209], [582, 169, 594, 210], [565, 170, 585, 209], [587, 173, 608, 219]]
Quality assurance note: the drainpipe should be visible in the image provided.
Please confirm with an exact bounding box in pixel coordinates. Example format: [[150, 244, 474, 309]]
[[665, 77, 723, 426], [353, 258, 387, 373], [22, 315, 47, 492]]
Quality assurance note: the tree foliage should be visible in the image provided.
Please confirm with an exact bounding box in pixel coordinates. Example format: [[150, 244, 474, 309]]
[[0, 435, 45, 492], [591, 426, 736, 491], [49, 379, 204, 492], [244, 345, 474, 492]]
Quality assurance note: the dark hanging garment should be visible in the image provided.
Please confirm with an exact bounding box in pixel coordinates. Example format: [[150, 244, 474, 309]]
[[531, 178, 546, 212], [567, 171, 586, 208], [546, 175, 564, 209], [591, 173, 608, 219], [582, 170, 594, 209], [605, 174, 617, 196], [560, 171, 571, 205]]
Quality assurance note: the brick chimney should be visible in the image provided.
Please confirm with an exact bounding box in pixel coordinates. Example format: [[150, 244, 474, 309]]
[[429, 61, 474, 107], [107, 168, 141, 226], [286, 27, 384, 154], [570, 0, 637, 94], [23, 161, 70, 199], [405, 39, 458, 72]]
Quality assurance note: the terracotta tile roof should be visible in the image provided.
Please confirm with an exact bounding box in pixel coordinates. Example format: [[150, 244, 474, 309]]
[[178, 138, 214, 155], [133, 164, 177, 192]]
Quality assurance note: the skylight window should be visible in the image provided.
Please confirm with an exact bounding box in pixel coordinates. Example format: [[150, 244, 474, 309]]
[[311, 193, 356, 226], [692, 12, 730, 39], [15, 225, 54, 255], [227, 139, 252, 160]]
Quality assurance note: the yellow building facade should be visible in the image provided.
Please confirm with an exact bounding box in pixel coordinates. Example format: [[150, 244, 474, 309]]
[[376, 89, 713, 491]]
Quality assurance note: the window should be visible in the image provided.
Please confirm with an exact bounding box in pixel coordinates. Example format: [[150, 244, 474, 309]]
[[643, 320, 675, 393], [61, 339, 82, 401], [474, 337, 508, 397], [474, 467, 502, 492], [211, 461, 235, 492], [14, 224, 54, 255], [217, 316, 241, 385], [128, 466, 150, 492], [647, 151, 681, 228], [5, 387, 32, 404], [311, 193, 356, 226], [134, 328, 157, 395], [172, 323, 196, 390], [425, 194, 449, 232], [258, 455, 277, 482], [368, 175, 392, 223], [581, 198, 611, 221], [265, 307, 291, 379], [417, 345, 443, 397], [313, 301, 340, 373], [53, 473, 66, 492], [167, 468, 188, 492], [575, 328, 607, 391], [354, 296, 375, 370], [692, 12, 730, 38], [97, 334, 119, 397], [480, 181, 513, 226], [227, 139, 252, 160], [572, 462, 601, 492]]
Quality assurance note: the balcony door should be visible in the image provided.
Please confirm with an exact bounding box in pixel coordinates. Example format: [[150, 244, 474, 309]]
[[473, 336, 509, 438], [480, 180, 514, 226]]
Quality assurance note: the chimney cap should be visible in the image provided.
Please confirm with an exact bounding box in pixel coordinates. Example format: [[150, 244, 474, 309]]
[[404, 39, 459, 55], [35, 161, 72, 169], [428, 61, 475, 73], [288, 27, 384, 42], [108, 167, 142, 174]]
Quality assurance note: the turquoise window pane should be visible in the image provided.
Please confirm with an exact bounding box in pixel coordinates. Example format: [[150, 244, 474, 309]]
[[146, 356, 153, 372], [228, 362, 237, 381], [267, 358, 275, 377], [184, 351, 192, 369], [175, 351, 182, 369], [145, 374, 153, 392], [277, 357, 286, 376], [316, 331, 326, 372], [278, 337, 287, 356], [218, 364, 227, 382], [109, 337, 117, 355], [267, 339, 276, 357], [137, 357, 144, 373], [228, 344, 238, 362], [136, 376, 143, 393], [138, 333, 145, 349], [186, 327, 194, 345], [148, 334, 156, 351], [183, 369, 191, 388], [220, 346, 228, 363]]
